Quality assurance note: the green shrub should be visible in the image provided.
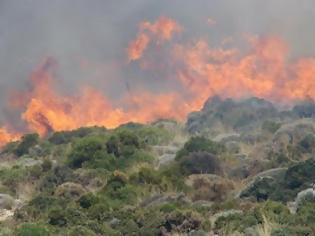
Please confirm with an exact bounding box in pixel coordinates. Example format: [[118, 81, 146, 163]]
[[130, 167, 161, 185], [14, 133, 39, 157], [285, 158, 315, 189], [176, 136, 225, 160], [299, 134, 315, 153], [88, 203, 111, 221], [68, 136, 106, 168], [14, 223, 51, 236], [64, 207, 87, 226], [39, 166, 75, 193], [179, 152, 222, 175], [48, 207, 67, 226], [215, 211, 258, 233], [262, 121, 281, 133], [41, 159, 52, 172], [0, 166, 29, 194], [67, 226, 96, 236], [16, 194, 69, 221], [106, 130, 141, 158], [260, 201, 291, 224], [29, 165, 43, 179], [48, 127, 106, 145], [79, 193, 99, 209], [160, 203, 177, 213], [104, 172, 138, 205]]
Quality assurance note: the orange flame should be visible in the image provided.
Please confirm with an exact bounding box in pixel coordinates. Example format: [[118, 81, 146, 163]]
[[15, 57, 188, 137], [0, 127, 20, 147], [2, 17, 315, 146], [127, 17, 181, 61], [172, 36, 315, 108]]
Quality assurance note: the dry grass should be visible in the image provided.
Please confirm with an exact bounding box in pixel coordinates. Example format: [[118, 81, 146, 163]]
[[254, 214, 277, 236], [16, 181, 36, 202]]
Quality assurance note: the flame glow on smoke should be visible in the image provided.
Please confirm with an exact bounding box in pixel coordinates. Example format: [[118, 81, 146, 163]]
[[1, 16, 315, 146]]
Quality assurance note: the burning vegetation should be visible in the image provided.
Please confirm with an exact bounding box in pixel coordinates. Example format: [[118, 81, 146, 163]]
[[1, 17, 315, 146]]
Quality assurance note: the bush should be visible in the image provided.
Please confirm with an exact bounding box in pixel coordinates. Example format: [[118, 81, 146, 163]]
[[41, 159, 52, 172], [55, 182, 86, 199], [14, 133, 39, 157], [241, 177, 279, 201], [130, 167, 161, 185], [285, 158, 315, 189], [179, 152, 222, 175], [67, 226, 96, 236], [16, 194, 69, 221], [176, 136, 225, 160], [68, 136, 106, 168], [106, 130, 141, 158], [14, 223, 51, 236], [260, 201, 291, 224], [88, 203, 111, 221], [79, 193, 99, 209], [215, 211, 258, 233], [292, 101, 315, 118], [39, 166, 75, 193], [104, 172, 138, 205], [48, 207, 67, 226], [48, 127, 106, 145], [296, 202, 315, 225], [190, 176, 234, 202], [299, 134, 315, 153], [262, 121, 281, 133]]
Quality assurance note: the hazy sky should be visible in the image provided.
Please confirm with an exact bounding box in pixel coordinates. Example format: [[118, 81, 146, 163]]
[[0, 0, 315, 123]]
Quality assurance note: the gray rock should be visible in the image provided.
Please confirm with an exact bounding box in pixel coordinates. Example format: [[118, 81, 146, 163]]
[[0, 194, 14, 210]]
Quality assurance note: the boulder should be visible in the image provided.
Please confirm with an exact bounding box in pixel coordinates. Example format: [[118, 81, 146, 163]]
[[0, 194, 15, 210]]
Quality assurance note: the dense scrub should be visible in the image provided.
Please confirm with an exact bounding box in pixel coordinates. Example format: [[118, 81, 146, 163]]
[[1, 98, 315, 235]]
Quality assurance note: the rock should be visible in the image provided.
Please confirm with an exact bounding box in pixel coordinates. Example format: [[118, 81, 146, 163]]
[[0, 194, 14, 210], [0, 209, 14, 221], [239, 168, 287, 200], [272, 119, 315, 152], [290, 187, 315, 213], [109, 217, 121, 227], [158, 153, 176, 166]]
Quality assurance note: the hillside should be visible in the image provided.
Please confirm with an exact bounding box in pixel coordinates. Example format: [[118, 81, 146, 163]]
[[1, 97, 315, 235]]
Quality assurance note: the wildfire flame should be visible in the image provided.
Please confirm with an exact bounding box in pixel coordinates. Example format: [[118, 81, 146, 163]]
[[1, 16, 315, 146], [0, 128, 20, 147], [127, 16, 181, 61]]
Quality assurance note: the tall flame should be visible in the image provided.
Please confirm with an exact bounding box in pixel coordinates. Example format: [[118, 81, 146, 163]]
[[0, 127, 20, 147], [1, 17, 315, 146], [127, 16, 181, 61]]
